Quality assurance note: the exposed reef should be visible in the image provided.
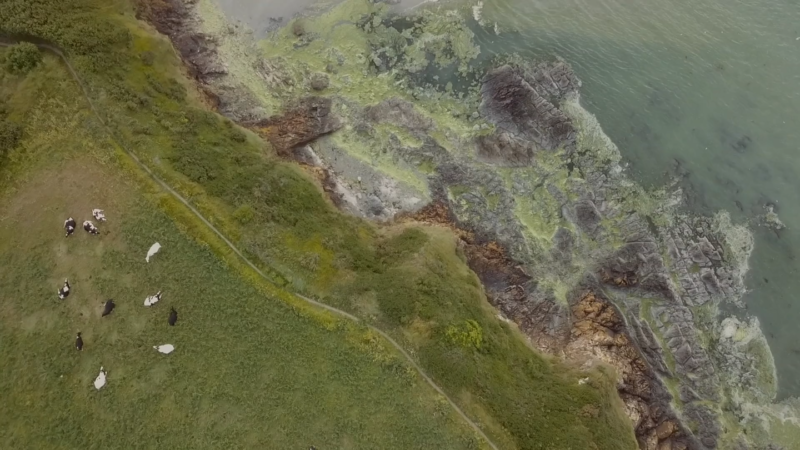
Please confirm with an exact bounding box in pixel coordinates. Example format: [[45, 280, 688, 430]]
[[139, 0, 798, 448]]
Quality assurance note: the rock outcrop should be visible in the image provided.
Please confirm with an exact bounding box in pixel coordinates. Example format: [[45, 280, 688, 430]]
[[322, 60, 769, 449], [479, 64, 578, 153], [567, 291, 693, 450], [475, 132, 538, 167], [392, 61, 767, 449], [405, 200, 699, 449], [249, 97, 342, 154]]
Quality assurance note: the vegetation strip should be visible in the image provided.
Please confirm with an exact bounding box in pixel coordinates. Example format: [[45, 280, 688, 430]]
[[0, 37, 500, 450]]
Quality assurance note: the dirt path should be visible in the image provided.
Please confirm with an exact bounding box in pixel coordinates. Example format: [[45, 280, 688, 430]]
[[0, 38, 501, 450]]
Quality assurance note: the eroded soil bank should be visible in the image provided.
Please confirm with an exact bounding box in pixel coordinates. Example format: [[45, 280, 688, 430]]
[[134, 0, 799, 448]]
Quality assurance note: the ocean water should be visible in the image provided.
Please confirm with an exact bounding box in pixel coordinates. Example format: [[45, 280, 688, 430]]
[[477, 0, 800, 399], [215, 0, 800, 399]]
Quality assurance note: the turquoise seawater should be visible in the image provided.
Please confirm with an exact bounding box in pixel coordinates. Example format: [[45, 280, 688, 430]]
[[478, 0, 800, 399]]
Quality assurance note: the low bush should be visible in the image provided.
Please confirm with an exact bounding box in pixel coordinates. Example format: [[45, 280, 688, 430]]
[[2, 42, 41, 74]]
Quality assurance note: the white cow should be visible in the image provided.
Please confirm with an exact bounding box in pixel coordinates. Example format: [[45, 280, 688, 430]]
[[93, 366, 107, 390], [92, 209, 106, 222], [153, 344, 175, 354], [144, 291, 162, 307], [145, 242, 161, 263]]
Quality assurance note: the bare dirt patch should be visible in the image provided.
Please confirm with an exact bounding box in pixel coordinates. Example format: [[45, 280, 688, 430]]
[[0, 158, 133, 325]]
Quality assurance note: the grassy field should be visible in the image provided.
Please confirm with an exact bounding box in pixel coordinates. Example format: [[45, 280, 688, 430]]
[[0, 54, 488, 449], [0, 1, 637, 449]]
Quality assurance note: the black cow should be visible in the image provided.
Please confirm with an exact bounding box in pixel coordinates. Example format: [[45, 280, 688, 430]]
[[102, 299, 115, 317], [58, 279, 71, 300], [168, 307, 178, 326], [75, 332, 83, 351], [64, 218, 77, 237], [83, 221, 100, 235]]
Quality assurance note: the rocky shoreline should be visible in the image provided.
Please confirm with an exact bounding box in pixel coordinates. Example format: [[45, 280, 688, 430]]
[[134, 0, 791, 448]]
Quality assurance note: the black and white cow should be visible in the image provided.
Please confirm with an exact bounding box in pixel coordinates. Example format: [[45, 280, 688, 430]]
[[102, 299, 115, 317], [92, 209, 106, 222], [64, 218, 77, 237], [58, 278, 71, 300], [83, 220, 100, 235], [168, 307, 178, 326], [75, 332, 83, 351]]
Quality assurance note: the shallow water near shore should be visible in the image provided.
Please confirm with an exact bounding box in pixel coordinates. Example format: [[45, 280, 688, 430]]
[[213, 0, 800, 402], [216, 0, 431, 35]]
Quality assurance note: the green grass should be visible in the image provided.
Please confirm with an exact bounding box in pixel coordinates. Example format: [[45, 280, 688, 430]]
[[0, 1, 637, 449], [0, 161, 485, 450], [330, 228, 636, 449], [0, 57, 486, 449]]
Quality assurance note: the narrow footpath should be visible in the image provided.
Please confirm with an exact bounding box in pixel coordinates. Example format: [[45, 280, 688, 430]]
[[0, 37, 500, 450]]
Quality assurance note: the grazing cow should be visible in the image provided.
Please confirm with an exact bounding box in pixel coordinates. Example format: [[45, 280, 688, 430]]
[[102, 299, 115, 317], [58, 278, 71, 300], [168, 307, 178, 326], [64, 218, 77, 237], [75, 332, 83, 351], [144, 290, 162, 307], [83, 220, 99, 235], [145, 242, 161, 263], [153, 344, 175, 354], [92, 209, 106, 222], [94, 366, 107, 390]]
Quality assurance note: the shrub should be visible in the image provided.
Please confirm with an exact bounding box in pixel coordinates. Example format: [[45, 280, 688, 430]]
[[3, 43, 42, 74], [232, 205, 255, 224], [146, 72, 186, 102], [446, 319, 484, 350], [140, 51, 155, 66], [377, 228, 428, 268], [0, 0, 131, 77]]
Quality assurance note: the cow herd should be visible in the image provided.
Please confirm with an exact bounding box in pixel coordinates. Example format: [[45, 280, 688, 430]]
[[59, 210, 319, 449], [60, 209, 177, 390], [64, 209, 106, 238]]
